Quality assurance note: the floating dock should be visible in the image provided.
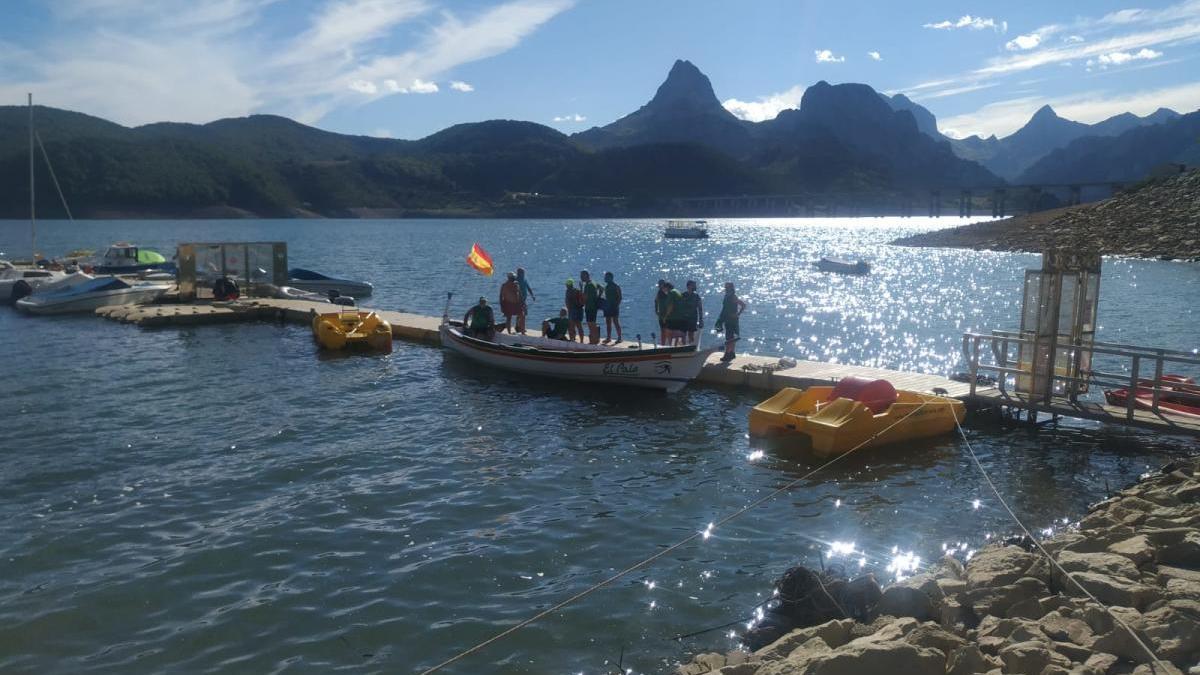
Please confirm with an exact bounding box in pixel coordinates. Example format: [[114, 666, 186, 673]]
[[95, 298, 981, 397]]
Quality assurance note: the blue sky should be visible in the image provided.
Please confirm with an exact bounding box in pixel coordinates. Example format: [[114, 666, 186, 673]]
[[2, 0, 1199, 140]]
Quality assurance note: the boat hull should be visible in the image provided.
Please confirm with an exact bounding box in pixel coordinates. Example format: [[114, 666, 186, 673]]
[[1105, 387, 1200, 419], [288, 279, 374, 298], [440, 324, 712, 392], [16, 285, 168, 315], [749, 386, 965, 456]]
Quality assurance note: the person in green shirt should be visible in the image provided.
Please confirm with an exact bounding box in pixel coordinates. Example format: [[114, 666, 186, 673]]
[[581, 269, 601, 345], [714, 282, 746, 362], [602, 271, 622, 344], [462, 296, 496, 341], [542, 307, 570, 340], [663, 284, 686, 345]]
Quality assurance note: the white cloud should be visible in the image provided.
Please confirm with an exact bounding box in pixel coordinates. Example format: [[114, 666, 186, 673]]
[[938, 80, 1200, 138], [814, 49, 845, 63], [0, 0, 573, 126], [409, 78, 439, 93], [551, 113, 586, 122], [722, 85, 805, 122], [1064, 34, 1085, 44], [449, 80, 474, 92], [867, 50, 882, 61], [923, 15, 1005, 31], [1086, 47, 1163, 68], [1006, 33, 1042, 50]]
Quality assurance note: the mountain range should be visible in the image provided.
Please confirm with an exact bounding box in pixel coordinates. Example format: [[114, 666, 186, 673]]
[[0, 59, 1194, 218]]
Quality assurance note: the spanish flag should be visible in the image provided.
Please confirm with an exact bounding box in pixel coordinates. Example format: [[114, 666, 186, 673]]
[[466, 243, 494, 276]]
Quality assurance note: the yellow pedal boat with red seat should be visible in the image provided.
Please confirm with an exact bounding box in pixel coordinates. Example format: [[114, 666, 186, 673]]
[[749, 377, 965, 457], [312, 310, 393, 353]]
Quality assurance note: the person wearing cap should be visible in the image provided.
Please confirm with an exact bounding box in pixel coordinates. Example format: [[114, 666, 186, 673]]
[[714, 281, 746, 362], [564, 278, 584, 342], [581, 270, 602, 345], [602, 271, 622, 344], [499, 271, 521, 333], [463, 296, 496, 341], [653, 280, 672, 345], [515, 267, 535, 334]]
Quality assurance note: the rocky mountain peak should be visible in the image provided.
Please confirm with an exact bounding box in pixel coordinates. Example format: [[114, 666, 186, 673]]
[[647, 59, 723, 111]]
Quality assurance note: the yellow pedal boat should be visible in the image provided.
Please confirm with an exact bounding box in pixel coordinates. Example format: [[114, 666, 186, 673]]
[[749, 377, 965, 457], [312, 310, 393, 353]]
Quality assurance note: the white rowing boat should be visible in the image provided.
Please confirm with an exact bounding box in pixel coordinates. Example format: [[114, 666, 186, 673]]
[[440, 323, 714, 392]]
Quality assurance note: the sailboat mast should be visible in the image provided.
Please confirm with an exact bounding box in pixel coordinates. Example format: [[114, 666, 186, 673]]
[[29, 93, 36, 261]]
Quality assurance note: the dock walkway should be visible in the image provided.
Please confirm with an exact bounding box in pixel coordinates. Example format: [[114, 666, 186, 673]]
[[96, 299, 979, 396]]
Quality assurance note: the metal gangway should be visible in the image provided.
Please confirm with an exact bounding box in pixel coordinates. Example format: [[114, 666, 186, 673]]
[[961, 330, 1200, 435]]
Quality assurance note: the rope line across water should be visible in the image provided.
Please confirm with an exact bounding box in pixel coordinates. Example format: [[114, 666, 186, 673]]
[[417, 401, 935, 674], [952, 418, 1168, 671]]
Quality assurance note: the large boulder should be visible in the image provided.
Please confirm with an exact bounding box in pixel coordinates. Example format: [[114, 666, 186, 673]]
[[755, 619, 855, 661], [874, 585, 934, 621], [1062, 571, 1162, 610], [997, 640, 1072, 673], [1108, 535, 1156, 566], [945, 644, 1000, 675], [1156, 530, 1200, 567], [966, 576, 1048, 618], [797, 641, 944, 675], [1037, 610, 1094, 646], [1055, 550, 1141, 579], [966, 546, 1038, 589]]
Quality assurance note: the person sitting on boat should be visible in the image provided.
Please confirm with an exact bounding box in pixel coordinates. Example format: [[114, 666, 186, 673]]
[[564, 278, 584, 342], [463, 297, 496, 341], [654, 280, 672, 345], [715, 282, 746, 362], [680, 280, 703, 345], [542, 308, 571, 340], [516, 267, 535, 334], [602, 271, 622, 344], [499, 271, 521, 334]]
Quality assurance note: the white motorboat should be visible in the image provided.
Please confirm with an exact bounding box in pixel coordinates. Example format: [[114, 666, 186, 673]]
[[814, 257, 871, 275], [664, 219, 709, 239], [287, 268, 373, 298], [440, 322, 714, 392], [0, 261, 66, 304], [16, 275, 169, 315]]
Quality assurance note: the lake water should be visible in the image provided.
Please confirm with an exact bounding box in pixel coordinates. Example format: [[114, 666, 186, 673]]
[[1, 218, 1197, 674]]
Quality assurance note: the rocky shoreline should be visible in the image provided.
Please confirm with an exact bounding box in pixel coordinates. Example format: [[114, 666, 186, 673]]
[[892, 170, 1200, 262], [676, 458, 1200, 674]]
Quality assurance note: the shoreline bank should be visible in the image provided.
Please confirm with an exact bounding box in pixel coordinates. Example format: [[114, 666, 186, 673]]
[[892, 171, 1200, 262], [676, 457, 1200, 674]]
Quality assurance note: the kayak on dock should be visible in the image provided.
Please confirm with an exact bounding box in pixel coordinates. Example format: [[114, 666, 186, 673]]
[[312, 310, 393, 353], [814, 257, 870, 275], [1104, 375, 1200, 419], [748, 377, 965, 455], [440, 322, 713, 392]]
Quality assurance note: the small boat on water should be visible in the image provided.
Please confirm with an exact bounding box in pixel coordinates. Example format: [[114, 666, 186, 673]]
[[1104, 375, 1200, 419], [313, 310, 393, 353], [664, 219, 709, 239], [440, 322, 714, 392], [16, 275, 169, 315], [92, 243, 174, 274], [814, 257, 870, 275], [749, 377, 965, 455], [0, 261, 66, 304], [287, 268, 373, 298]]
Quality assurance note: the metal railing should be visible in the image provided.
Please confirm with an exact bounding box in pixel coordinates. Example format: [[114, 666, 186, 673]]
[[962, 331, 1200, 421]]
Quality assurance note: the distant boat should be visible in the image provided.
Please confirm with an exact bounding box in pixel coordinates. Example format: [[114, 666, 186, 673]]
[[16, 275, 169, 314], [664, 219, 709, 239], [814, 257, 870, 275], [287, 268, 374, 298], [92, 243, 174, 274]]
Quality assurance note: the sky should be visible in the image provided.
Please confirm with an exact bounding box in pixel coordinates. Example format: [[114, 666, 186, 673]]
[[2, 0, 1199, 140]]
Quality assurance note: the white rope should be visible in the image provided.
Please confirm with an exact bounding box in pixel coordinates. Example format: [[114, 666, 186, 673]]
[[417, 401, 935, 674], [952, 418, 1168, 670]]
